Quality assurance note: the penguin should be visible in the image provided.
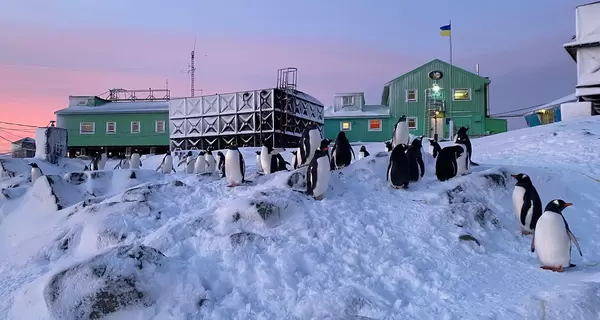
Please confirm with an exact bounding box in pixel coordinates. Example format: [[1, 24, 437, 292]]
[[532, 199, 582, 272], [306, 148, 331, 200], [435, 145, 464, 181], [156, 154, 176, 173], [454, 126, 479, 166], [428, 139, 442, 158], [298, 122, 322, 167], [391, 115, 410, 148], [98, 152, 107, 170], [130, 152, 141, 169], [330, 131, 355, 170], [194, 150, 207, 174], [511, 173, 543, 235], [454, 139, 470, 176], [260, 141, 285, 175], [205, 149, 216, 174], [225, 145, 245, 187], [384, 140, 393, 152], [217, 151, 226, 177], [120, 157, 130, 170], [177, 151, 194, 173], [320, 139, 331, 159], [90, 154, 100, 171], [290, 150, 299, 169], [29, 163, 43, 183], [255, 150, 263, 173], [406, 138, 425, 182], [274, 154, 290, 172], [358, 146, 370, 160], [387, 144, 411, 189]]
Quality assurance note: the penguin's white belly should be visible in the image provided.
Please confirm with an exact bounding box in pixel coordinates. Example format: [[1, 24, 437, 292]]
[[307, 130, 321, 165], [534, 212, 571, 268], [186, 160, 195, 173], [260, 150, 272, 174], [455, 145, 469, 175], [428, 145, 435, 155], [393, 124, 409, 147], [512, 186, 533, 231], [358, 151, 365, 160], [195, 156, 206, 173], [311, 157, 331, 198], [206, 156, 216, 173], [256, 154, 263, 172], [31, 169, 42, 183], [130, 154, 141, 169], [225, 153, 243, 185]]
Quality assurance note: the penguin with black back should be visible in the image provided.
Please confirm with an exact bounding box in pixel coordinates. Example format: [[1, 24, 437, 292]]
[[330, 131, 355, 170], [454, 126, 479, 166], [392, 115, 410, 148], [453, 139, 470, 176], [387, 144, 411, 189], [290, 150, 298, 169], [217, 151, 226, 177], [29, 163, 43, 183], [298, 122, 322, 167], [435, 145, 464, 181], [260, 140, 285, 174], [406, 137, 425, 182], [532, 199, 582, 272], [274, 154, 290, 172], [428, 139, 442, 158], [358, 146, 370, 159], [384, 140, 393, 152], [90, 154, 100, 171], [224, 144, 245, 187], [511, 173, 543, 235], [306, 147, 331, 200]]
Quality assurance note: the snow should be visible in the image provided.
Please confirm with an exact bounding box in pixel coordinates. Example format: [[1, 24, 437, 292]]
[[1, 117, 600, 318], [324, 105, 391, 118], [54, 101, 169, 115]]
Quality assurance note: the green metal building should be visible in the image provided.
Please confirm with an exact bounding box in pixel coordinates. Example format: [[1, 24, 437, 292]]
[[54, 93, 170, 157], [324, 59, 507, 142]]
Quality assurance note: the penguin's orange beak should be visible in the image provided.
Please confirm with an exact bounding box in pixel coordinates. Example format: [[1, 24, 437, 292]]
[[564, 203, 573, 207]]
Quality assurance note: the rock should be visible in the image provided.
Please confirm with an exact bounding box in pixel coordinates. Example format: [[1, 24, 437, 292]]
[[0, 158, 30, 179], [43, 245, 166, 320], [230, 232, 264, 247], [287, 171, 307, 189], [172, 180, 185, 187], [64, 172, 88, 185], [482, 172, 508, 187], [249, 201, 281, 227], [459, 234, 481, 246], [1, 187, 27, 199]]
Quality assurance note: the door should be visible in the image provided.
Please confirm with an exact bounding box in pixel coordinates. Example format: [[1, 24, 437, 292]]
[[429, 118, 444, 139]]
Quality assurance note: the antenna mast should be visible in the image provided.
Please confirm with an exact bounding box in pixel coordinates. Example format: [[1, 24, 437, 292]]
[[189, 38, 197, 97]]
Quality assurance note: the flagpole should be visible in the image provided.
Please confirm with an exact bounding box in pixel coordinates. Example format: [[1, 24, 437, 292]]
[[448, 19, 453, 139]]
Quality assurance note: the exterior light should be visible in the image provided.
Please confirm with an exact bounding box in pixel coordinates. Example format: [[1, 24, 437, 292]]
[[432, 84, 440, 92]]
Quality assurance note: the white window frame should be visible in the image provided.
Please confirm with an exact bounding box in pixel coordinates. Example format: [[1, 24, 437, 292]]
[[106, 121, 116, 134], [406, 89, 418, 102], [155, 120, 165, 133], [407, 117, 418, 130], [453, 88, 472, 101], [130, 121, 141, 133], [341, 96, 354, 106], [79, 122, 95, 134], [340, 121, 352, 131], [368, 119, 382, 132]]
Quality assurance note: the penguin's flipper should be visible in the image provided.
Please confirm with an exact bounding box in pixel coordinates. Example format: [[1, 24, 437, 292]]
[[530, 233, 535, 252], [155, 166, 161, 172], [520, 195, 532, 227], [568, 230, 583, 256], [470, 161, 480, 166], [417, 157, 425, 177]]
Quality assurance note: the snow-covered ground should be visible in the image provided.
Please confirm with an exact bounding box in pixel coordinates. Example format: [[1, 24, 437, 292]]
[[1, 117, 600, 319]]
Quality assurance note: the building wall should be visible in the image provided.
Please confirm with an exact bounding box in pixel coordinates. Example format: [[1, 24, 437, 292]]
[[484, 117, 508, 134], [324, 118, 392, 142], [57, 112, 169, 147]]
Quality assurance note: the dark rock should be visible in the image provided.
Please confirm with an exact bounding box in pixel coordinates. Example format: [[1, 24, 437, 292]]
[[64, 172, 88, 185], [230, 232, 264, 247], [90, 171, 111, 180], [459, 234, 481, 246], [172, 180, 185, 187], [287, 171, 307, 189], [44, 245, 166, 320], [121, 187, 151, 203], [482, 172, 507, 187], [250, 201, 281, 222]]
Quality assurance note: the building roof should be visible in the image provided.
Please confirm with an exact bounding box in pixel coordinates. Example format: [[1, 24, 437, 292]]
[[525, 93, 577, 115], [11, 137, 35, 145], [324, 105, 390, 119], [54, 100, 169, 115], [564, 37, 600, 61], [384, 58, 491, 86]]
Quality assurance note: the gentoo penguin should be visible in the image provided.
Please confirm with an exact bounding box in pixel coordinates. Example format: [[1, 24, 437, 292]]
[[290, 150, 298, 169], [255, 151, 263, 173], [90, 154, 100, 171], [454, 139, 470, 176], [120, 157, 130, 170], [384, 140, 393, 152], [194, 150, 207, 174], [274, 154, 290, 172], [358, 146, 370, 159], [454, 127, 479, 166], [130, 152, 141, 169], [98, 152, 108, 170], [217, 151, 226, 177], [532, 199, 582, 272], [205, 149, 216, 174], [330, 131, 355, 170], [29, 163, 43, 183], [156, 154, 176, 173], [391, 115, 410, 148], [406, 137, 425, 182], [511, 173, 543, 235], [260, 141, 285, 175], [387, 144, 411, 189], [177, 151, 195, 173], [225, 145, 245, 187], [435, 145, 464, 181], [428, 139, 442, 158], [298, 122, 322, 167], [306, 148, 331, 200]]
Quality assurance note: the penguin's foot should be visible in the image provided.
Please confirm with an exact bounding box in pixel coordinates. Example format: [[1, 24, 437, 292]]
[[521, 230, 532, 235], [313, 195, 324, 201], [569, 263, 576, 268], [227, 183, 237, 188], [541, 265, 564, 272], [402, 184, 409, 189]]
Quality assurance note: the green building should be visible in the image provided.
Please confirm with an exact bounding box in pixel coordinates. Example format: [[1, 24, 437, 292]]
[[54, 95, 170, 157], [324, 59, 507, 142]]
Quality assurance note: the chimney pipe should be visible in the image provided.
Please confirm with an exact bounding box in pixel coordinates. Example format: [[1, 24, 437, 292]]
[[476, 64, 480, 75]]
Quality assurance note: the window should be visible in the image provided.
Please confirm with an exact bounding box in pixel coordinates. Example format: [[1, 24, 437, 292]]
[[408, 117, 417, 130], [406, 89, 418, 102], [340, 121, 352, 131], [453, 89, 471, 101], [341, 96, 354, 106], [130, 121, 140, 133], [106, 121, 116, 134], [368, 119, 382, 131], [79, 122, 95, 134], [155, 120, 165, 133]]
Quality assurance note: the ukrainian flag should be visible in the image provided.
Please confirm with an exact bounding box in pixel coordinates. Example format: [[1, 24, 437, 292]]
[[440, 24, 451, 37]]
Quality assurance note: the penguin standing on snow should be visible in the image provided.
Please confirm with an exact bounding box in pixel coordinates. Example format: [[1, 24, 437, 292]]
[[130, 151, 142, 169], [260, 141, 285, 174], [98, 152, 108, 170], [330, 131, 355, 170], [406, 138, 425, 182], [384, 140, 393, 152], [298, 122, 322, 167], [194, 150, 207, 174], [306, 148, 331, 200], [435, 145, 464, 181], [358, 146, 370, 159], [391, 115, 410, 148], [205, 149, 217, 174], [90, 154, 100, 171], [178, 151, 195, 173], [217, 151, 226, 177], [511, 173, 543, 235], [454, 139, 470, 176], [454, 126, 479, 166], [532, 199, 582, 272], [290, 150, 299, 169], [255, 151, 263, 173], [29, 163, 43, 183], [156, 154, 176, 173], [428, 139, 442, 158], [387, 144, 411, 189], [225, 145, 245, 187], [274, 154, 290, 172]]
